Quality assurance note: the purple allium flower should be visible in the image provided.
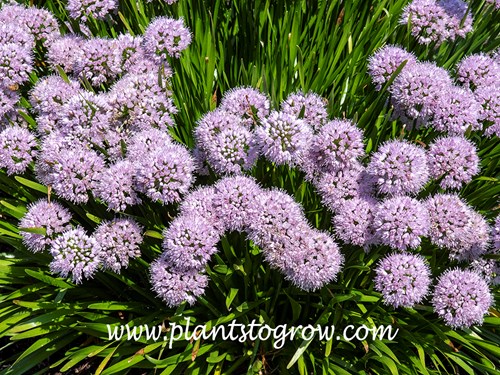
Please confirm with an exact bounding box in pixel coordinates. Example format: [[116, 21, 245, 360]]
[[0, 126, 37, 175], [113, 34, 160, 74], [432, 269, 492, 328], [281, 91, 328, 129], [400, 0, 473, 46], [150, 255, 208, 307], [205, 124, 259, 174], [19, 200, 72, 252], [475, 86, 500, 138], [0, 43, 33, 87], [67, 0, 117, 21], [194, 109, 242, 147], [255, 111, 312, 165], [126, 128, 173, 162], [179, 187, 224, 234], [49, 227, 101, 284], [373, 196, 430, 251], [0, 88, 19, 118], [94, 218, 143, 273], [73, 38, 121, 86], [333, 197, 378, 248], [0, 22, 34, 50], [427, 136, 479, 189], [281, 229, 343, 291], [212, 176, 262, 232], [46, 35, 84, 73], [469, 258, 500, 286], [162, 214, 220, 272], [220, 87, 271, 126], [390, 62, 452, 127], [309, 119, 364, 172], [134, 144, 195, 205], [456, 54, 500, 90], [374, 253, 431, 308], [368, 45, 417, 90], [93, 160, 141, 211], [429, 86, 482, 134], [485, 0, 500, 9], [23, 7, 60, 46], [0, 4, 27, 23], [143, 16, 191, 60], [367, 140, 429, 196], [493, 216, 500, 252]]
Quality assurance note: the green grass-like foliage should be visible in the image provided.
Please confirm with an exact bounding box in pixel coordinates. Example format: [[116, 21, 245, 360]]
[[0, 0, 499, 374]]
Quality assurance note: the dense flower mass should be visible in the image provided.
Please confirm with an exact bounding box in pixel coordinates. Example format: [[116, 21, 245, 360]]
[[0, 43, 33, 86], [432, 269, 492, 328], [333, 197, 377, 248], [281, 91, 328, 129], [144, 17, 191, 60], [73, 38, 120, 86], [46, 35, 83, 73], [368, 45, 417, 90], [475, 86, 500, 137], [67, 0, 117, 21], [456, 54, 500, 90], [0, 126, 37, 175], [220, 87, 271, 125], [0, 22, 34, 49]]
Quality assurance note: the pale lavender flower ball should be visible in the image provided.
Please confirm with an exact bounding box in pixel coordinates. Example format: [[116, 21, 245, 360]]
[[74, 38, 121, 86], [113, 34, 160, 74], [126, 128, 173, 162], [333, 197, 378, 248], [0, 88, 19, 118], [94, 218, 143, 273], [212, 176, 262, 232], [23, 7, 60, 46], [94, 160, 141, 212], [368, 45, 417, 90], [220, 87, 271, 126], [144, 16, 191, 60], [194, 109, 242, 148], [432, 269, 492, 328], [390, 62, 452, 127], [67, 0, 118, 21], [180, 186, 225, 234], [0, 22, 34, 49], [46, 35, 84, 73], [0, 4, 27, 23], [255, 111, 313, 165], [456, 54, 500, 90], [150, 255, 208, 307], [469, 259, 500, 286], [367, 140, 429, 195], [427, 136, 479, 189], [19, 200, 72, 253], [282, 229, 343, 292], [475, 86, 500, 138], [281, 91, 328, 129], [206, 124, 259, 174], [375, 253, 431, 308], [30, 75, 80, 116], [0, 126, 37, 175], [162, 214, 220, 272], [430, 86, 482, 134], [49, 227, 101, 284], [0, 43, 33, 87], [373, 196, 430, 251], [134, 144, 195, 205], [493, 216, 500, 252], [309, 119, 364, 171]]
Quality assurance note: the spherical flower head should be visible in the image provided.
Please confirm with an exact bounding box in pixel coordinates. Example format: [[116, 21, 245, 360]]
[[67, 0, 118, 21], [281, 229, 343, 292], [194, 109, 242, 149], [456, 54, 500, 90], [493, 216, 500, 252], [19, 200, 72, 253], [0, 43, 33, 87], [432, 269, 492, 329], [427, 136, 479, 189], [94, 218, 143, 273], [0, 4, 27, 24], [400, 0, 473, 46], [390, 62, 452, 127], [255, 111, 312, 166], [205, 124, 259, 174], [212, 176, 262, 232], [469, 259, 500, 286], [74, 38, 121, 86], [180, 186, 225, 233], [333, 197, 378, 248], [46, 35, 84, 73], [30, 75, 80, 118], [126, 128, 173, 162], [219, 87, 271, 126], [0, 22, 34, 50], [162, 214, 220, 272], [112, 34, 160, 74], [367, 140, 429, 196], [49, 227, 101, 284], [0, 88, 19, 118], [475, 86, 500, 138], [93, 160, 141, 212], [374, 253, 431, 308], [309, 119, 364, 171], [134, 144, 195, 205], [144, 16, 191, 60], [22, 7, 60, 46], [373, 196, 430, 251], [0, 126, 37, 175], [281, 91, 328, 129], [150, 256, 208, 307], [368, 45, 417, 90]]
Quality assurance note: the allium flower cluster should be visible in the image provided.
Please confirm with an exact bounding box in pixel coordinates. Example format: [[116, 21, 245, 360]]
[[220, 87, 271, 125], [367, 140, 429, 195], [281, 91, 328, 129], [374, 253, 431, 308], [0, 89, 19, 118], [46, 36, 83, 73], [427, 136, 479, 190], [0, 126, 37, 175], [333, 197, 378, 248], [494, 216, 500, 252], [456, 54, 500, 90], [113, 34, 159, 74], [179, 187, 225, 234], [67, 0, 117, 21], [49, 227, 101, 284], [475, 86, 500, 138], [126, 128, 173, 162], [23, 7, 60, 46], [19, 200, 72, 253], [368, 45, 417, 90], [0, 22, 34, 49], [143, 17, 191, 60], [0, 43, 33, 87], [432, 269, 492, 328], [469, 259, 500, 286]]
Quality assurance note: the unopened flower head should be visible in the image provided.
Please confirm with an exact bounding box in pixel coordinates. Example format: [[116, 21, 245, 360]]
[[220, 87, 271, 126], [368, 45, 417, 90], [0, 126, 37, 175], [144, 16, 191, 60], [281, 91, 328, 129]]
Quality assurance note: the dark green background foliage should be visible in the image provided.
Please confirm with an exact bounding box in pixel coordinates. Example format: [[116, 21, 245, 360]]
[[0, 0, 499, 374]]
